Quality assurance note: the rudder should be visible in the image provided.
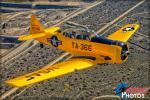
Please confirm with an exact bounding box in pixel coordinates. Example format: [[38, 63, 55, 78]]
[[30, 15, 45, 34]]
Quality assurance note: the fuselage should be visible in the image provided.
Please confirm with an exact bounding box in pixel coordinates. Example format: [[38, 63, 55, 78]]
[[36, 30, 129, 64]]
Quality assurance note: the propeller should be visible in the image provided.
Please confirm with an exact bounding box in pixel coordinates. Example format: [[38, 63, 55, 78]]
[[86, 28, 100, 37], [129, 40, 149, 52], [121, 50, 130, 60]]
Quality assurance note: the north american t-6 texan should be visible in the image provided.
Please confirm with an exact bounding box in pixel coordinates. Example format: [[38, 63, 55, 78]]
[[5, 15, 140, 87]]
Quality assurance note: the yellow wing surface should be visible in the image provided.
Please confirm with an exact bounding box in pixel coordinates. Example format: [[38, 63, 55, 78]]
[[5, 58, 97, 87], [107, 24, 140, 42]]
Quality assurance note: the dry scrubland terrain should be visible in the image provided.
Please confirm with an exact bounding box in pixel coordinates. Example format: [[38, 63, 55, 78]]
[[1, 0, 150, 99], [1, 10, 70, 36]]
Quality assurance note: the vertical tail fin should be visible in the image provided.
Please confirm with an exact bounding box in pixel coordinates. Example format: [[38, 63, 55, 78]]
[[18, 15, 60, 41], [30, 15, 45, 34]]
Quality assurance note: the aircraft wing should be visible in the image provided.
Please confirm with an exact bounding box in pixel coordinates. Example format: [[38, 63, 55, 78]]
[[5, 58, 99, 87], [107, 24, 140, 42]]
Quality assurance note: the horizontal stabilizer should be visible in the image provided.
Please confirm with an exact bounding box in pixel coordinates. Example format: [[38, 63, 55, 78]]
[[18, 26, 60, 41], [45, 26, 60, 35], [18, 33, 47, 41]]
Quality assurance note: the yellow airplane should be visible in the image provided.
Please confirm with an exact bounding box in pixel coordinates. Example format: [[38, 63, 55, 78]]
[[5, 15, 140, 87]]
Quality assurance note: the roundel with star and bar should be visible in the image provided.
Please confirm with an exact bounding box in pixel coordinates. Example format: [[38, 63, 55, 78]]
[[47, 36, 62, 47]]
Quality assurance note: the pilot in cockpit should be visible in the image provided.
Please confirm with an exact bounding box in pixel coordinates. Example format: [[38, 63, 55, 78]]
[[71, 31, 76, 38], [63, 30, 91, 41]]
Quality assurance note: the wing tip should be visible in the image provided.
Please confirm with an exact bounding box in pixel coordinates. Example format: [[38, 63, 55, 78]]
[[5, 80, 21, 87], [126, 23, 140, 28]]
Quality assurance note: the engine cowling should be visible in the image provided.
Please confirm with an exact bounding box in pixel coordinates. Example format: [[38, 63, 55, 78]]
[[116, 42, 129, 61], [90, 37, 130, 62]]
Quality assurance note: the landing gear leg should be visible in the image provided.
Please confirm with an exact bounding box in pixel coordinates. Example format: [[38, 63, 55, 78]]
[[40, 43, 44, 48]]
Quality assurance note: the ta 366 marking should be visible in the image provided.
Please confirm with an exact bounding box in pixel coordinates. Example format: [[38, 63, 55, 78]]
[[72, 42, 92, 51]]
